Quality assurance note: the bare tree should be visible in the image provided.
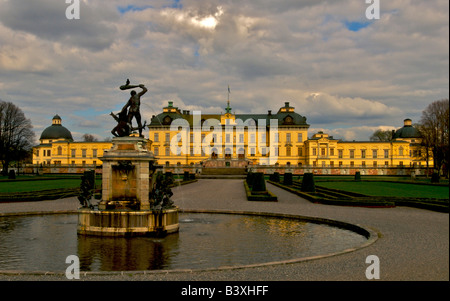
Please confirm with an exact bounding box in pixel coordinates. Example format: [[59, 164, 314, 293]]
[[0, 101, 35, 175], [82, 133, 98, 142], [370, 129, 393, 141], [419, 99, 449, 178]]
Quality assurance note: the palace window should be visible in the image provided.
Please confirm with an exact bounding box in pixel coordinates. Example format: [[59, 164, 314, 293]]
[[250, 134, 256, 143], [361, 150, 366, 158], [298, 147, 302, 156], [312, 148, 316, 156], [330, 148, 334, 156], [286, 147, 291, 156], [165, 147, 170, 156], [350, 150, 355, 158], [338, 150, 343, 158], [297, 133, 303, 142], [239, 134, 244, 143], [165, 133, 170, 142], [154, 147, 159, 156], [321, 148, 326, 156], [71, 149, 76, 158], [57, 146, 62, 155], [154, 133, 159, 142], [372, 150, 377, 158], [286, 133, 291, 143], [93, 149, 97, 158], [384, 149, 389, 158], [82, 149, 86, 158]]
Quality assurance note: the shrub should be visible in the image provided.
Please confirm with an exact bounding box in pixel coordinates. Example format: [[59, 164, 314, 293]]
[[283, 172, 293, 185], [301, 173, 315, 192], [269, 172, 280, 182], [246, 171, 254, 186], [354, 171, 361, 181], [183, 171, 190, 181], [251, 172, 266, 192], [8, 170, 16, 179], [431, 172, 440, 183]]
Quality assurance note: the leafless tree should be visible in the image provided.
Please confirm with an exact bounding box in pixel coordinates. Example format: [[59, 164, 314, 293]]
[[370, 129, 393, 141], [0, 101, 35, 175], [419, 99, 449, 178], [82, 133, 98, 142]]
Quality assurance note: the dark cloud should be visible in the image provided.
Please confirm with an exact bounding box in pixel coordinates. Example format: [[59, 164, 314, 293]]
[[0, 0, 119, 51], [0, 0, 447, 142]]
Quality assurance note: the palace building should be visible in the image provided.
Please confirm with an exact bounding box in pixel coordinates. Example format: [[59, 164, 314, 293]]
[[33, 115, 112, 171], [148, 101, 432, 172], [32, 102, 433, 174]]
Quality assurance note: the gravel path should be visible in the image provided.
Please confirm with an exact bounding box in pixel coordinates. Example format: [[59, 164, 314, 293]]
[[0, 179, 448, 281]]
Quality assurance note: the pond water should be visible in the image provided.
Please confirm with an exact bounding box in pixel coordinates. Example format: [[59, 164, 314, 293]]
[[0, 213, 367, 272]]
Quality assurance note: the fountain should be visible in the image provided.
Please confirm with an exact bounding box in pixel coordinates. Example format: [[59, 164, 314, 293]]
[[77, 80, 179, 237]]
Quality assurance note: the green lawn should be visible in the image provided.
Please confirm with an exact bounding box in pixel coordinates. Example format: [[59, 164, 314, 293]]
[[0, 179, 100, 193], [318, 181, 449, 199]]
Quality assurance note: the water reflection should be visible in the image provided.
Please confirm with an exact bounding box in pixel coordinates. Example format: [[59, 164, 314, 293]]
[[0, 213, 367, 272], [77, 233, 180, 271]]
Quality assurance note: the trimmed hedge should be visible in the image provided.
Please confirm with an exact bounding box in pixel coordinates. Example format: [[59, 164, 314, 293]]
[[0, 188, 80, 203], [301, 173, 315, 192], [268, 180, 448, 212], [243, 180, 277, 202], [283, 173, 293, 185]]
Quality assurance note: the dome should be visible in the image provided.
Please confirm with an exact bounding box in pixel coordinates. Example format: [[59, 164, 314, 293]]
[[39, 115, 73, 141], [392, 119, 421, 140]]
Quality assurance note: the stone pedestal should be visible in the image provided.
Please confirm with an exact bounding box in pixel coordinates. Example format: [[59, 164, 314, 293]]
[[77, 136, 179, 237], [98, 137, 152, 210]]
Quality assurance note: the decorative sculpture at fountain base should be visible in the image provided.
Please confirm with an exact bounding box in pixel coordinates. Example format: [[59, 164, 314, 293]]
[[77, 136, 179, 237]]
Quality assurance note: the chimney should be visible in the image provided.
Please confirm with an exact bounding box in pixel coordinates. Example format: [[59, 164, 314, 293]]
[[285, 102, 290, 107], [404, 118, 412, 126], [268, 110, 272, 115]]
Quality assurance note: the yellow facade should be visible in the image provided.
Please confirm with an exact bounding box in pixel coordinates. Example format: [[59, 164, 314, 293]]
[[33, 107, 433, 172], [32, 115, 112, 167], [148, 102, 432, 169], [33, 140, 112, 167]]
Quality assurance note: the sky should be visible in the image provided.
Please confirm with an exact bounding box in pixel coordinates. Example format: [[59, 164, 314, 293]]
[[0, 0, 448, 143]]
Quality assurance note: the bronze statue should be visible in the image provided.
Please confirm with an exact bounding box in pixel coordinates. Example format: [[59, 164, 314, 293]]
[[110, 110, 146, 137], [111, 79, 148, 137], [120, 79, 147, 137]]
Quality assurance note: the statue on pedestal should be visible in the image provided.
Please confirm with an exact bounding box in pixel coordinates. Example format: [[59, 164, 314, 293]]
[[110, 79, 148, 137]]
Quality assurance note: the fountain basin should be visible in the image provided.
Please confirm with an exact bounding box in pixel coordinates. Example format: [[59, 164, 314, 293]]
[[77, 207, 179, 237]]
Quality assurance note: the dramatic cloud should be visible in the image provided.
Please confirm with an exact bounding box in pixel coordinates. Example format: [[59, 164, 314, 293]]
[[0, 0, 448, 141]]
